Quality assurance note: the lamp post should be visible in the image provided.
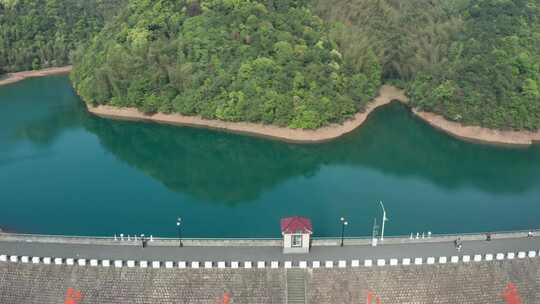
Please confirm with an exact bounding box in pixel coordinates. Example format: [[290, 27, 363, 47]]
[[379, 201, 388, 242], [340, 217, 348, 247], [176, 217, 182, 247]]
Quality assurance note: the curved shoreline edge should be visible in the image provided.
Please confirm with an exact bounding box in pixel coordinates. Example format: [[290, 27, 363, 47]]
[[87, 85, 540, 146], [413, 110, 540, 147], [0, 66, 73, 86], [88, 85, 408, 144], [1, 66, 537, 146]]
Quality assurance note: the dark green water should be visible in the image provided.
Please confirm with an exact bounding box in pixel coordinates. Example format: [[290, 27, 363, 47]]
[[1, 76, 539, 238]]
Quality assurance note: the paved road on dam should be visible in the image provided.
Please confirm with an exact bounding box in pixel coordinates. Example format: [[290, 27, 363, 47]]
[[1, 234, 539, 263]]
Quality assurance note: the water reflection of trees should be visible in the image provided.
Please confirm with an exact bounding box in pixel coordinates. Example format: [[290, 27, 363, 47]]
[[14, 99, 540, 203]]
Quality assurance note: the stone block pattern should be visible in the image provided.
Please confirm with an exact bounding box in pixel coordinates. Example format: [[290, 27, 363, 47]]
[[0, 264, 285, 304], [1, 259, 540, 303], [307, 259, 540, 303]]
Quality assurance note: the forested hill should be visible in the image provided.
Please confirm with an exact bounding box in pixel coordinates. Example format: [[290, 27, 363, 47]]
[[71, 0, 381, 129], [2, 0, 539, 131], [0, 0, 125, 74], [317, 0, 540, 131], [409, 0, 540, 130]]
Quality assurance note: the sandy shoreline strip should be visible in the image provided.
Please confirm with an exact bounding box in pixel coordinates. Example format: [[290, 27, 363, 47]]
[[412, 110, 540, 146], [88, 84, 540, 146], [89, 85, 408, 144], [0, 66, 73, 86], [1, 67, 536, 146]]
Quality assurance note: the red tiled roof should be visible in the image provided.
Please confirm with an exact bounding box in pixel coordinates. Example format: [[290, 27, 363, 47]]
[[280, 217, 313, 234]]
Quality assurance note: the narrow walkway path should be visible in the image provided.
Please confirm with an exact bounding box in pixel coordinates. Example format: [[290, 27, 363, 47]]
[[1, 235, 539, 263]]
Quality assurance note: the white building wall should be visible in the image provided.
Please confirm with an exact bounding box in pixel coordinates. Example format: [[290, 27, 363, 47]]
[[283, 233, 311, 254]]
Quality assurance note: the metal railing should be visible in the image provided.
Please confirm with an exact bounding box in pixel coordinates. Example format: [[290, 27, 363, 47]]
[[0, 228, 538, 247]]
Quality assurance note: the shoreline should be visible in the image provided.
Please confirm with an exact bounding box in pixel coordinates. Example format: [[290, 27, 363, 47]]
[[0, 66, 72, 87], [88, 85, 409, 144], [87, 85, 540, 146], [412, 110, 540, 147], [1, 67, 537, 146]]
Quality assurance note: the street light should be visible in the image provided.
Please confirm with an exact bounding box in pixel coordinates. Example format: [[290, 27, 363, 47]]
[[176, 217, 183, 247], [340, 217, 348, 247]]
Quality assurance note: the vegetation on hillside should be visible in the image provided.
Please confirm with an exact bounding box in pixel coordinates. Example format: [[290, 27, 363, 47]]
[[71, 0, 381, 129], [408, 0, 540, 130], [3, 0, 539, 131], [0, 0, 125, 74], [316, 0, 540, 130]]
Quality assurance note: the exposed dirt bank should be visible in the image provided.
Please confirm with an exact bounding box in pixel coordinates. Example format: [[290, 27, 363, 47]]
[[87, 85, 540, 146], [0, 66, 72, 86], [88, 85, 408, 143], [412, 110, 540, 147]]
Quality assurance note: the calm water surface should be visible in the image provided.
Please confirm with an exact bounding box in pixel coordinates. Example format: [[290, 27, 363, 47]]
[[0, 76, 539, 237]]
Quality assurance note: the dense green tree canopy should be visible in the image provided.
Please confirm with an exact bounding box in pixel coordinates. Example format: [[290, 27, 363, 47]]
[[408, 0, 540, 130], [71, 0, 381, 129], [3, 0, 539, 131], [318, 0, 540, 131], [0, 0, 125, 73]]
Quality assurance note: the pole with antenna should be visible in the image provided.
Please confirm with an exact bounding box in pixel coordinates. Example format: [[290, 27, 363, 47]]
[[380, 201, 389, 242]]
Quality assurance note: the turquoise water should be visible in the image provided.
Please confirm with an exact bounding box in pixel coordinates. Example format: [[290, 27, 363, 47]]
[[0, 76, 539, 238]]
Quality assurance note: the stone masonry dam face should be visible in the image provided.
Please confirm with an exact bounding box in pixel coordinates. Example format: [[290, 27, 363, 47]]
[[0, 258, 539, 303]]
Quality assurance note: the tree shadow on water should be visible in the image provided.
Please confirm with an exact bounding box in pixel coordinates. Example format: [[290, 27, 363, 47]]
[[11, 95, 540, 204]]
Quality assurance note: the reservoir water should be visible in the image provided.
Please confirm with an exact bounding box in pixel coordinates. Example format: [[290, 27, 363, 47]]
[[1, 76, 539, 238]]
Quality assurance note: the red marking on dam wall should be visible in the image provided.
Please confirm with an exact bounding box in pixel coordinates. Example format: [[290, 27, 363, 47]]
[[64, 288, 83, 304], [501, 282, 522, 304]]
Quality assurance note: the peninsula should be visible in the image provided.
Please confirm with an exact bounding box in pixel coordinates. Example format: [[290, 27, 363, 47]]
[[2, 0, 539, 146], [71, 0, 540, 146]]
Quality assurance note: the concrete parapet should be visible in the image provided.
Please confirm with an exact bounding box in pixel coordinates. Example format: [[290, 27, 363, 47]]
[[2, 229, 539, 248]]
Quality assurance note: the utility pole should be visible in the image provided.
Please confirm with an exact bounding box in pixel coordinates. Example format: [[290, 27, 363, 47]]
[[380, 201, 389, 242]]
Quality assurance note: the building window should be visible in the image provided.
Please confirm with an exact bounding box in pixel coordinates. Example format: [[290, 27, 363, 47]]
[[292, 234, 302, 247]]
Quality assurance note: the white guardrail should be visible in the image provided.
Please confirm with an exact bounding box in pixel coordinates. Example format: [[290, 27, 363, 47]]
[[1, 229, 539, 247], [0, 250, 538, 270]]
